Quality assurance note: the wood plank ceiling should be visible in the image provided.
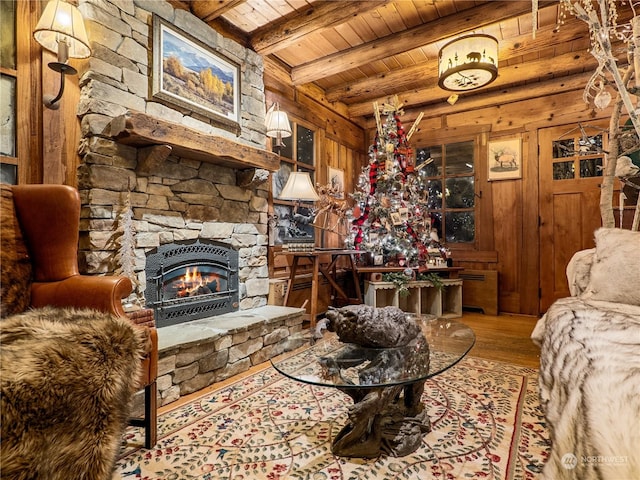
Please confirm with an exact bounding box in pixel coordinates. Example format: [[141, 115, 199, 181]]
[[169, 0, 636, 127]]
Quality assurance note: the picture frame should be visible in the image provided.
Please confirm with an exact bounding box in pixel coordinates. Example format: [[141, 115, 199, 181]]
[[151, 15, 241, 133], [273, 204, 315, 245], [488, 137, 522, 181], [327, 166, 345, 199]]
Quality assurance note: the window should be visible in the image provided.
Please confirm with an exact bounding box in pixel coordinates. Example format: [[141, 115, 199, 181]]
[[416, 140, 475, 243], [551, 130, 604, 180], [1, 0, 18, 184], [271, 121, 317, 244]]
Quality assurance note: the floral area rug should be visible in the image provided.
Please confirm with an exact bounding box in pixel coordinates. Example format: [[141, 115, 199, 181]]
[[115, 356, 549, 480]]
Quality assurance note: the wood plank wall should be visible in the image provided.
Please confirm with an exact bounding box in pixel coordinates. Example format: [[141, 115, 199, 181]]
[[395, 91, 613, 316], [14, 2, 82, 185]]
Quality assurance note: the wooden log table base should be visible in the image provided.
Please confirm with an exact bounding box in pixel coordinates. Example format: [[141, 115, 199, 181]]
[[270, 321, 476, 460], [332, 381, 431, 458]]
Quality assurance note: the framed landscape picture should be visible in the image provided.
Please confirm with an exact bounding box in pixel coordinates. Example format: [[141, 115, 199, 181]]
[[487, 137, 522, 181], [151, 15, 240, 132]]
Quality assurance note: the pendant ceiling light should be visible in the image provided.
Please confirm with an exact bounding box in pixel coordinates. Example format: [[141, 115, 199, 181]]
[[438, 34, 498, 92]]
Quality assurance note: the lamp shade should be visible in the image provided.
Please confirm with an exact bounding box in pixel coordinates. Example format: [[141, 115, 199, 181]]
[[34, 0, 91, 59], [265, 104, 292, 139], [279, 172, 320, 201], [438, 34, 498, 92]]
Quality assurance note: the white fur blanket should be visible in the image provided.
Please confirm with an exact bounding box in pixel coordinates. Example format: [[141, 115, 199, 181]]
[[532, 297, 640, 480]]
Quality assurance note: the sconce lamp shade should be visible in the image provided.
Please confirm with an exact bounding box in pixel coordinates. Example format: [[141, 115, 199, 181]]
[[438, 34, 498, 92], [265, 103, 292, 147], [34, 0, 91, 61], [279, 172, 320, 202]]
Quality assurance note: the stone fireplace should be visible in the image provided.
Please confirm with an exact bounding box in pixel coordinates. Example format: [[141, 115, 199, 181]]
[[73, 0, 307, 407], [75, 0, 277, 314], [145, 239, 239, 327]]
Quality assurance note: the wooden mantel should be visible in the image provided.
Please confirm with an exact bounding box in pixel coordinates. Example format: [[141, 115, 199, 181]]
[[105, 111, 280, 172]]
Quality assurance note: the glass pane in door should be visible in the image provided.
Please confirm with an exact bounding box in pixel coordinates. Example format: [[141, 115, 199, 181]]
[[553, 161, 575, 180], [578, 134, 603, 155], [579, 158, 603, 178], [552, 139, 575, 158]]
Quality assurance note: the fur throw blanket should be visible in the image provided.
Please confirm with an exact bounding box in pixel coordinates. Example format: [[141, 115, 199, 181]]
[[0, 184, 32, 317], [1, 307, 146, 480], [532, 297, 640, 480]]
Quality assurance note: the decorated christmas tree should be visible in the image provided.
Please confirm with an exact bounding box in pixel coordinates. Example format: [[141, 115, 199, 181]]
[[347, 98, 437, 267]]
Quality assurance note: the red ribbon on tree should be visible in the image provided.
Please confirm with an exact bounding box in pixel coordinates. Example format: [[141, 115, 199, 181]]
[[405, 222, 427, 259]]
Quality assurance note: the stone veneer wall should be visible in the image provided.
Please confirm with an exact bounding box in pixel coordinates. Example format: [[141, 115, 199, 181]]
[[75, 0, 272, 309], [153, 306, 305, 406]]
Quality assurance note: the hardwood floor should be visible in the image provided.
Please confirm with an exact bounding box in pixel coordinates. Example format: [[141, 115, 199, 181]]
[[459, 312, 541, 369], [161, 311, 542, 413]]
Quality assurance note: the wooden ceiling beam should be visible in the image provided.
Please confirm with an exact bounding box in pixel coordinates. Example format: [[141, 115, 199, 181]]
[[251, 1, 389, 56], [326, 17, 588, 104], [290, 1, 544, 86], [347, 48, 609, 118], [189, 0, 247, 22], [263, 56, 352, 122], [359, 70, 598, 129], [166, 0, 190, 12]]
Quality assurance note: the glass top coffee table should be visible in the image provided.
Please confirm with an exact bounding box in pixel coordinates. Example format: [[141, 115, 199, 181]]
[[271, 316, 475, 458]]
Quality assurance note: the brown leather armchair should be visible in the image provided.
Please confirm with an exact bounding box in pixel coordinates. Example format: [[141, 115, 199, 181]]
[[1, 184, 158, 448]]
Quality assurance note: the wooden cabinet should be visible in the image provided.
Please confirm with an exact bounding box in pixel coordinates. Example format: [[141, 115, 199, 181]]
[[364, 279, 463, 318]]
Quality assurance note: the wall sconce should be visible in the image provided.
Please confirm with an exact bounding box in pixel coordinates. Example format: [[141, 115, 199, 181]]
[[265, 102, 292, 148], [438, 34, 498, 92], [33, 0, 91, 109]]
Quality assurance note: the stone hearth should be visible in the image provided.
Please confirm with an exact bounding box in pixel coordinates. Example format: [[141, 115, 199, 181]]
[[148, 305, 306, 406]]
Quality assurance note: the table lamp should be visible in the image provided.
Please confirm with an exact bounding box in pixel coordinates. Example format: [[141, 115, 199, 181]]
[[279, 171, 319, 247]]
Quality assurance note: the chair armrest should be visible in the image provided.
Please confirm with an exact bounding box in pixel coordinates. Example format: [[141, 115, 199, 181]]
[[136, 326, 158, 386], [30, 275, 133, 317], [124, 308, 159, 385]]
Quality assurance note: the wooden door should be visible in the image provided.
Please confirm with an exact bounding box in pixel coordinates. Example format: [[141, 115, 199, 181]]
[[538, 123, 607, 312]]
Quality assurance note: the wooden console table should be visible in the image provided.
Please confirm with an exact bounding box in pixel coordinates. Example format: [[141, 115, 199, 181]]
[[357, 265, 464, 279], [279, 249, 363, 327]]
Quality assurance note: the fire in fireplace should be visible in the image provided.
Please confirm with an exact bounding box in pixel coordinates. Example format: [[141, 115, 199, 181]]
[[145, 239, 239, 328], [167, 266, 221, 298]]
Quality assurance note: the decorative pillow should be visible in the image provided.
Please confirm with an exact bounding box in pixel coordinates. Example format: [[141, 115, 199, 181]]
[[582, 227, 640, 305], [566, 248, 595, 296], [0, 184, 32, 317]]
